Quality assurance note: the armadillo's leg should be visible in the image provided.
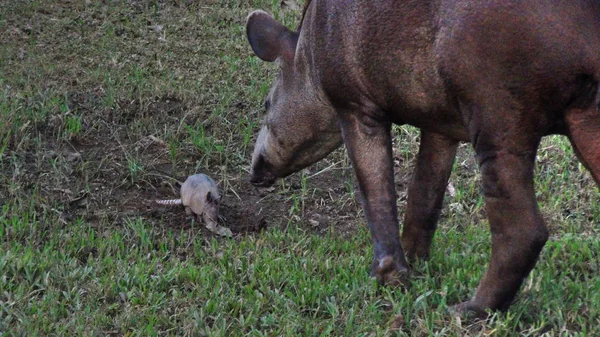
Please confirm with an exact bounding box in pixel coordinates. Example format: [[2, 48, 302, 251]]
[[453, 107, 548, 316], [401, 131, 458, 260], [565, 105, 600, 185], [184, 206, 192, 216], [339, 109, 408, 287]]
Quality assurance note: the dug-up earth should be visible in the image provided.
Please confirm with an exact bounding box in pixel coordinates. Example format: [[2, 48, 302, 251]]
[[1, 62, 364, 239]]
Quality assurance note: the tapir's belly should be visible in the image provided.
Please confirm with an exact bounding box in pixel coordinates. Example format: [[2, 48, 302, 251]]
[[354, 67, 472, 142], [385, 98, 470, 142]]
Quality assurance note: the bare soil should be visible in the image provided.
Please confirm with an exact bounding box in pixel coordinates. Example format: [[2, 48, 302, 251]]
[[2, 94, 381, 240]]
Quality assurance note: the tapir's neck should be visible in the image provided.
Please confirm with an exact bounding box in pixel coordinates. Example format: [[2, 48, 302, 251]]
[[290, 4, 333, 112]]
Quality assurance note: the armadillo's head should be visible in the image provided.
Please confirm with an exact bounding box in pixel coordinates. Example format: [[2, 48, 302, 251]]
[[189, 190, 219, 225], [246, 11, 343, 188], [202, 191, 219, 225]]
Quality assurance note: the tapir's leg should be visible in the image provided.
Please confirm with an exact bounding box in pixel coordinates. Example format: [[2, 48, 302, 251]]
[[401, 131, 458, 260], [565, 106, 600, 185], [455, 120, 549, 315], [339, 111, 408, 286]]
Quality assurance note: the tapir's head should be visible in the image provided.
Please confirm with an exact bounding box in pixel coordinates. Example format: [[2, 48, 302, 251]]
[[246, 11, 342, 187]]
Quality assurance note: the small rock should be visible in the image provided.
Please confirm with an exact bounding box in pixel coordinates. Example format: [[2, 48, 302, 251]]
[[148, 24, 163, 32], [446, 182, 456, 197], [280, 0, 300, 10], [389, 314, 405, 331]]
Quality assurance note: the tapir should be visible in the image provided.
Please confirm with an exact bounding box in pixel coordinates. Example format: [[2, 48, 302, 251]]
[[245, 0, 600, 315]]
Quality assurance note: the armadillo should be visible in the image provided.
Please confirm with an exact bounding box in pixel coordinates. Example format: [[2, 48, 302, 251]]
[[156, 174, 232, 237]]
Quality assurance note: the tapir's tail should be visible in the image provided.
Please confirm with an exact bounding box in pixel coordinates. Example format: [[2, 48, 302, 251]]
[[155, 199, 182, 205]]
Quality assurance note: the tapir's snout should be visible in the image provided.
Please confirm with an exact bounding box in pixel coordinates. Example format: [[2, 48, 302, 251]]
[[249, 153, 278, 188]]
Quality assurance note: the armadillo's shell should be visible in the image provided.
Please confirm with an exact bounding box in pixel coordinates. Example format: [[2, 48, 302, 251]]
[[180, 174, 219, 216]]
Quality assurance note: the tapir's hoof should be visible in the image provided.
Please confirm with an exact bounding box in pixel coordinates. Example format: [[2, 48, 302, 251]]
[[372, 256, 409, 287], [448, 301, 488, 320], [401, 237, 432, 262], [404, 249, 429, 265]]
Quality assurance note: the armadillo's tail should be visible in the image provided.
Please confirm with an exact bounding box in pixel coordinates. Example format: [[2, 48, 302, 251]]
[[155, 199, 182, 205]]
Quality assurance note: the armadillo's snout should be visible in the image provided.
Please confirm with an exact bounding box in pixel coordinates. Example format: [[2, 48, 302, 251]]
[[249, 153, 277, 188]]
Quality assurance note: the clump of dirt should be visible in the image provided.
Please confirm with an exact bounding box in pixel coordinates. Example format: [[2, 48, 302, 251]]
[[141, 177, 268, 235], [220, 203, 267, 233]]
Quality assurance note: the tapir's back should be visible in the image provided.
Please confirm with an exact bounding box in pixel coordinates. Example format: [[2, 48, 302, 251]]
[[435, 0, 600, 93], [307, 0, 600, 138]]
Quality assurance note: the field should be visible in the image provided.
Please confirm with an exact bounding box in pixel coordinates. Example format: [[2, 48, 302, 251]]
[[1, 1, 600, 336]]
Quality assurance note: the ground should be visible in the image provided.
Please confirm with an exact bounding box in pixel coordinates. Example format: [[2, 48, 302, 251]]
[[1, 1, 599, 336]]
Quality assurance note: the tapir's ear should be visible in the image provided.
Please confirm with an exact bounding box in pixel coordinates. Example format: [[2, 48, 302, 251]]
[[246, 10, 298, 63]]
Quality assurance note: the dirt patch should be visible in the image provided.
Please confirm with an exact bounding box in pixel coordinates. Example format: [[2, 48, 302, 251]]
[[1, 91, 376, 241], [220, 200, 267, 234], [0, 0, 418, 243]]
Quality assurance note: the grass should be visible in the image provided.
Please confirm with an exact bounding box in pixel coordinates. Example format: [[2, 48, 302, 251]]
[[1, 0, 600, 336]]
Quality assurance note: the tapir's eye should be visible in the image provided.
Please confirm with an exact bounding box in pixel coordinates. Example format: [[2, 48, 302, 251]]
[[264, 99, 271, 111]]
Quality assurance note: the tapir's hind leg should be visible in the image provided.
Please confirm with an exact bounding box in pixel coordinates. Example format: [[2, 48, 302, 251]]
[[401, 131, 458, 260], [453, 107, 549, 315], [565, 105, 600, 185]]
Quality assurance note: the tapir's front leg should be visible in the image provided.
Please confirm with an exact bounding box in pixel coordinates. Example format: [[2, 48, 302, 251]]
[[401, 131, 458, 260], [339, 109, 408, 286]]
